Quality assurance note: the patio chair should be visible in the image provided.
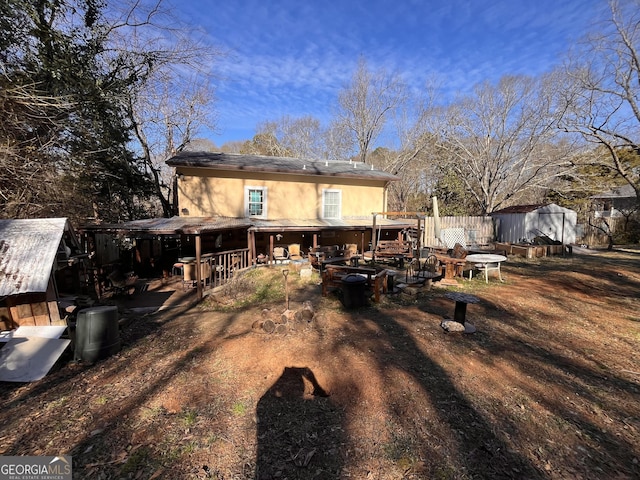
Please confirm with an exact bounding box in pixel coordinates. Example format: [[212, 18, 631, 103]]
[[418, 254, 442, 280], [288, 243, 303, 261], [273, 246, 289, 264]]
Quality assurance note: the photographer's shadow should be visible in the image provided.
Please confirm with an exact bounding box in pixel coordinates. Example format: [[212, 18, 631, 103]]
[[255, 367, 343, 479]]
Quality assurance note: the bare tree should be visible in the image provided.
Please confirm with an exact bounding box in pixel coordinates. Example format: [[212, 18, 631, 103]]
[[336, 58, 406, 163], [255, 116, 324, 159], [240, 131, 290, 157], [433, 74, 576, 214], [115, 4, 221, 218], [558, 0, 640, 202], [374, 81, 442, 211], [129, 73, 218, 217], [322, 119, 354, 161]]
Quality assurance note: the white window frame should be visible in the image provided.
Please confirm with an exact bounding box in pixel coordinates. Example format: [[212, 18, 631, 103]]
[[245, 186, 267, 219], [322, 189, 342, 219]]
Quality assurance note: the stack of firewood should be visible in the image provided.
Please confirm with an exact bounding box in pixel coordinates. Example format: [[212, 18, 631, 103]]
[[252, 301, 315, 334]]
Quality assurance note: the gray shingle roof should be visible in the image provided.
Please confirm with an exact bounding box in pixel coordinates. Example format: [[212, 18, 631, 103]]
[[591, 184, 636, 199], [166, 151, 399, 182]]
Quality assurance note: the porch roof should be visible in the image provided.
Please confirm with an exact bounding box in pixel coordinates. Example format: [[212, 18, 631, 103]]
[[81, 216, 416, 236]]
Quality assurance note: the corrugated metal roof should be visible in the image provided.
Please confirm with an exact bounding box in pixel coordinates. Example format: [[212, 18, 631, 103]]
[[0, 218, 68, 296], [491, 203, 577, 215], [82, 215, 415, 235], [249, 216, 415, 231], [491, 204, 548, 214], [82, 217, 254, 235], [166, 151, 399, 182]]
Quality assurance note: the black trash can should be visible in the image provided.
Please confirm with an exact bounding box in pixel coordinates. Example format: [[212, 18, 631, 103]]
[[341, 274, 367, 309], [74, 305, 121, 363]]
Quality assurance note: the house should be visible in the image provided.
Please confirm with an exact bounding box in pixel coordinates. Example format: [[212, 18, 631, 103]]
[[490, 203, 577, 245], [0, 218, 86, 329], [166, 151, 414, 258], [81, 152, 416, 295], [590, 184, 638, 218]]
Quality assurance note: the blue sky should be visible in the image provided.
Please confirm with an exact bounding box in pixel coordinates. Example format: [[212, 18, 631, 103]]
[[178, 0, 611, 147]]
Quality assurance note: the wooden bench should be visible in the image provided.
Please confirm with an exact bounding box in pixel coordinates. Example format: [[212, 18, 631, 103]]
[[321, 265, 389, 303], [373, 240, 413, 259], [309, 246, 349, 269]]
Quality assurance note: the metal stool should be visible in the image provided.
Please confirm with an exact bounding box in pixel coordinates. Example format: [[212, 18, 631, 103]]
[[172, 262, 184, 276]]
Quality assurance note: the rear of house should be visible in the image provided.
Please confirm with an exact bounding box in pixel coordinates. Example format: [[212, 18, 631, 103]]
[[168, 152, 395, 221]]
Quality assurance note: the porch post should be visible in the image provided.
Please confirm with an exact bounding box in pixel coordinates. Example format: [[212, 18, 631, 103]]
[[248, 229, 255, 265], [269, 234, 275, 265], [195, 233, 202, 300]]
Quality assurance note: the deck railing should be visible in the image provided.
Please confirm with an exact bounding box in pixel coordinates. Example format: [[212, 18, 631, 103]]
[[203, 248, 251, 290]]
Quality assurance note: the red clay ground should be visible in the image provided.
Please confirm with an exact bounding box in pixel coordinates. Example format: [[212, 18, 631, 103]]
[[0, 248, 639, 479]]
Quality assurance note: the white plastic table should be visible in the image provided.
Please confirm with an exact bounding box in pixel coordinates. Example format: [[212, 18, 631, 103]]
[[465, 254, 507, 283]]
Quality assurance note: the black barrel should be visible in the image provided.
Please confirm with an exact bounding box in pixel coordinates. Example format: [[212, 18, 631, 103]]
[[341, 274, 367, 309], [74, 305, 121, 363]]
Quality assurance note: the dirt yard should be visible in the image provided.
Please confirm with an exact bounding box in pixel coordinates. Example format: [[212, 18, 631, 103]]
[[0, 248, 639, 479]]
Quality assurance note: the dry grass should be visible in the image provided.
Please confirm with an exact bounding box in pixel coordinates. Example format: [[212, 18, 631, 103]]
[[0, 248, 639, 479]]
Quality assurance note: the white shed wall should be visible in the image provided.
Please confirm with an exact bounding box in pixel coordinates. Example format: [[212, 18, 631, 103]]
[[494, 213, 529, 243], [493, 204, 577, 244]]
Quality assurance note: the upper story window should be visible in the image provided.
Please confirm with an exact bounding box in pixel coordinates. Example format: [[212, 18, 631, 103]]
[[322, 189, 342, 219], [245, 186, 267, 219]]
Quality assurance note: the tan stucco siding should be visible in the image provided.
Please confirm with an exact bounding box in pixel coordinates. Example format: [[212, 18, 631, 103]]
[[176, 168, 388, 219]]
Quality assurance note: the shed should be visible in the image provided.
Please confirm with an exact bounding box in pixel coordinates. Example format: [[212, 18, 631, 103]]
[[490, 204, 577, 244], [0, 218, 83, 329]]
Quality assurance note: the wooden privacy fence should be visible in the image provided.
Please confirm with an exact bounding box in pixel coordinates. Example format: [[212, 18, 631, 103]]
[[577, 217, 628, 246], [421, 216, 495, 248]]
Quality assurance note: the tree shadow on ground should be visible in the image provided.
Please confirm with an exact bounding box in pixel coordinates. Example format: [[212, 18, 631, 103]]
[[352, 307, 544, 479]]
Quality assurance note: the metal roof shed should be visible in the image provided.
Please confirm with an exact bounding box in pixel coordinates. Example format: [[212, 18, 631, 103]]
[[490, 204, 577, 245], [0, 218, 80, 328]]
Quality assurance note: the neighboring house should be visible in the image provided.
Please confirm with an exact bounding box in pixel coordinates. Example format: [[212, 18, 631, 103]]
[[490, 203, 577, 245], [0, 218, 86, 328], [590, 184, 638, 218]]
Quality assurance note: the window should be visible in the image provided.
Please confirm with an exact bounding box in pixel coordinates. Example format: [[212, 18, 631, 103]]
[[245, 186, 267, 218], [322, 189, 341, 219]]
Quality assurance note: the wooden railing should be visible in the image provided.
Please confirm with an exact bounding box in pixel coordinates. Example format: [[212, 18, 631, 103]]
[[202, 248, 251, 290]]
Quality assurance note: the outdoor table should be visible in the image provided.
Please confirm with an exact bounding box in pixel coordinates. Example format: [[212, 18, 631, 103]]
[[465, 254, 507, 283], [433, 253, 467, 286], [445, 292, 480, 324]]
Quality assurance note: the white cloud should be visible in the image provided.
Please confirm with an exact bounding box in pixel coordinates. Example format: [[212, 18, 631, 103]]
[[177, 0, 611, 144]]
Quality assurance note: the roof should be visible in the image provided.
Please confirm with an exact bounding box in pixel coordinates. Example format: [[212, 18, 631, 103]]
[[81, 215, 416, 235], [491, 203, 576, 215], [0, 218, 69, 296], [591, 184, 636, 199], [166, 151, 399, 182], [491, 204, 548, 214], [82, 217, 253, 235]]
